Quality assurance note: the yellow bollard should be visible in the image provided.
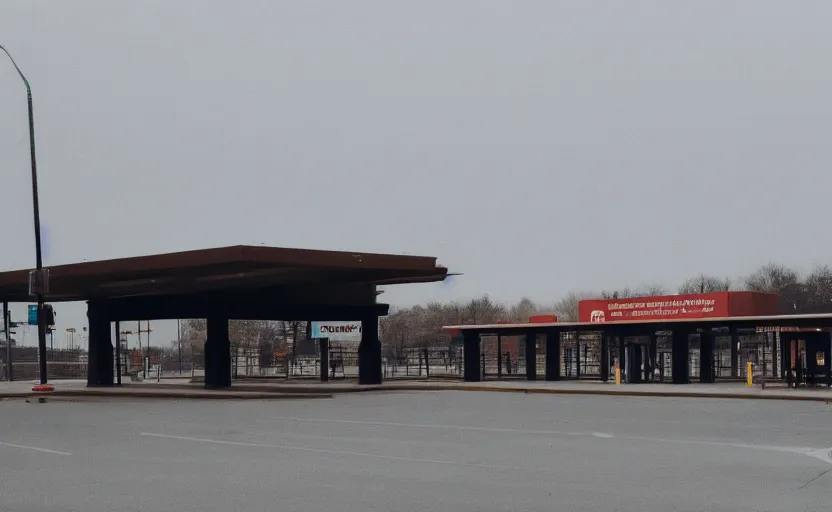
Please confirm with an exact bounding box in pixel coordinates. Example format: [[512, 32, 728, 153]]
[[746, 361, 753, 387], [615, 361, 621, 385]]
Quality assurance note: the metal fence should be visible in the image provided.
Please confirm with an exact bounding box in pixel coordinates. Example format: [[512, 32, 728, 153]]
[[1, 333, 787, 384], [220, 344, 464, 380], [383, 346, 462, 379], [469, 331, 786, 383], [478, 333, 603, 380], [218, 332, 780, 383], [0, 346, 87, 381]]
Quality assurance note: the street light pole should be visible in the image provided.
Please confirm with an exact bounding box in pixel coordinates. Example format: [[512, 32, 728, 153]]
[[0, 45, 48, 385], [177, 319, 182, 375], [3, 302, 11, 381]]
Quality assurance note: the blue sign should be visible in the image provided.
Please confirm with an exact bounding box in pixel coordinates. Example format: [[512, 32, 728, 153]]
[[310, 321, 362, 341], [28, 305, 38, 325]]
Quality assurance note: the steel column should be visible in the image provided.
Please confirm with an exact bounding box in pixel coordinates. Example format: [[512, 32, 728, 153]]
[[3, 302, 11, 381], [525, 332, 537, 381], [779, 332, 787, 379], [699, 331, 715, 383], [462, 331, 482, 382], [600, 335, 610, 382], [114, 320, 121, 385], [86, 302, 114, 386], [204, 315, 231, 389], [628, 344, 643, 383], [3, 302, 14, 382], [358, 316, 382, 385], [319, 338, 330, 382], [545, 330, 561, 381], [648, 333, 658, 382], [618, 335, 626, 381], [496, 333, 502, 379], [672, 330, 689, 384]]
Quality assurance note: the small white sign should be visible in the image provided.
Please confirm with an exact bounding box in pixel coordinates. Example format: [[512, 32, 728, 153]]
[[310, 321, 363, 341]]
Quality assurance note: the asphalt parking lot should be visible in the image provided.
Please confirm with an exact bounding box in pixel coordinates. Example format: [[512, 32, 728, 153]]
[[1, 391, 831, 512]]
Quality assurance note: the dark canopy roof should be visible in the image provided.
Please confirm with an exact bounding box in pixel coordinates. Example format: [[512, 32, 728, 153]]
[[0, 245, 450, 302]]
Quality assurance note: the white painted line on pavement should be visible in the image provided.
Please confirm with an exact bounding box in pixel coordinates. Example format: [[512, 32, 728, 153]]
[[139, 432, 541, 472], [0, 441, 72, 456], [271, 416, 588, 437], [806, 448, 832, 465], [620, 435, 832, 464], [592, 432, 614, 438], [270, 416, 832, 465]]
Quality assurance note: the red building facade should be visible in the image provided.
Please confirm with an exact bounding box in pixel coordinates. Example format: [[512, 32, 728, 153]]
[[578, 291, 779, 323]]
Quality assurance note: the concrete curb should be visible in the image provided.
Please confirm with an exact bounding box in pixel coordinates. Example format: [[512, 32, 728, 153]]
[[233, 375, 462, 383], [3, 383, 829, 403], [221, 384, 454, 394], [0, 390, 334, 400], [442, 385, 832, 402], [187, 383, 832, 403], [124, 383, 454, 395]]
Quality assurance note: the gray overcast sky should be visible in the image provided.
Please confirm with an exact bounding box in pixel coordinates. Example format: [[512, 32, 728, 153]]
[[2, 1, 831, 346]]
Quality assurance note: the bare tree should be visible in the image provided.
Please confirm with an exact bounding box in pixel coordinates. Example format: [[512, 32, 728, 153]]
[[744, 263, 799, 293], [635, 284, 668, 296], [180, 318, 206, 350], [677, 274, 731, 294], [552, 291, 596, 322], [802, 265, 832, 314], [508, 297, 537, 322], [464, 295, 506, 325], [380, 307, 410, 357], [600, 288, 637, 299], [744, 263, 804, 313]]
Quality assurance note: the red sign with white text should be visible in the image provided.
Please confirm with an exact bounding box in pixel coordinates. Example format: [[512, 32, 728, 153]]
[[578, 292, 778, 323]]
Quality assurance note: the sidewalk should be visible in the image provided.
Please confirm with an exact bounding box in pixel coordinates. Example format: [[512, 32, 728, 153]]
[[3, 378, 831, 402], [0, 379, 332, 400], [236, 380, 832, 402]]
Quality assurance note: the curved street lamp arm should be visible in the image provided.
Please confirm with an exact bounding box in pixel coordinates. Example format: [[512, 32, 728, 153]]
[[0, 44, 32, 94], [0, 43, 41, 269]]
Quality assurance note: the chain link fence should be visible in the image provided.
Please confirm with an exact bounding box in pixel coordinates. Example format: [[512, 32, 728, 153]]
[[0, 346, 87, 381]]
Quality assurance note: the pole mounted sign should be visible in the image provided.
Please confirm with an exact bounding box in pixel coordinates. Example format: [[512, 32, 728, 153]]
[[310, 321, 362, 341], [28, 268, 49, 295], [27, 304, 55, 326]]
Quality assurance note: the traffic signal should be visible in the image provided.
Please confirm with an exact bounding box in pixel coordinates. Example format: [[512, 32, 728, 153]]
[[42, 304, 55, 327]]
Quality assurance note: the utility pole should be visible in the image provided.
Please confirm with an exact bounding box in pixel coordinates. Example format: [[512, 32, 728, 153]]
[[136, 321, 152, 378], [114, 320, 121, 385], [0, 45, 49, 386], [3, 302, 11, 381], [138, 321, 143, 377], [119, 329, 136, 373], [66, 328, 76, 350], [177, 319, 182, 375], [293, 322, 300, 361], [146, 320, 151, 377]]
